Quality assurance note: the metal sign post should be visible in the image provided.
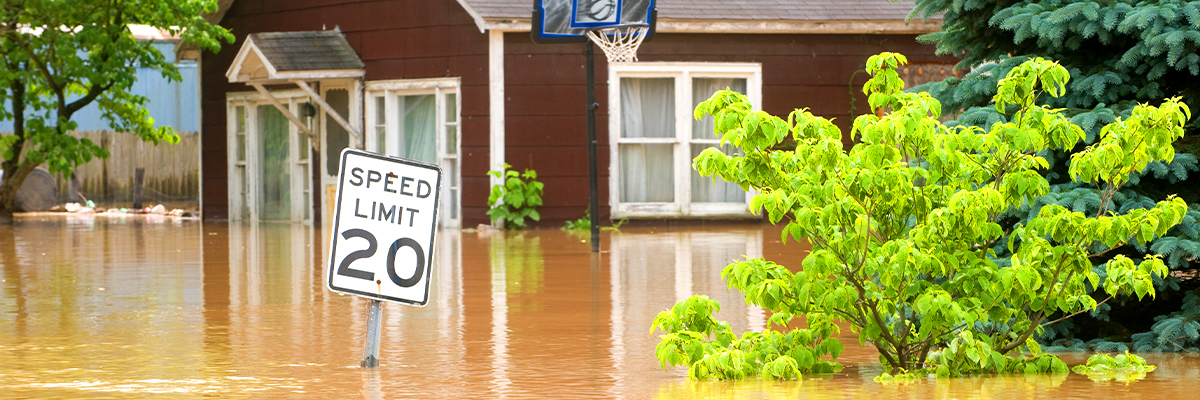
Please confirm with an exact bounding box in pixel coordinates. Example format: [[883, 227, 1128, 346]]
[[327, 148, 442, 368], [362, 300, 384, 367]]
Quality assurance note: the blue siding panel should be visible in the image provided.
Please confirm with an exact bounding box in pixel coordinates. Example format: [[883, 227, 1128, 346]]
[[0, 42, 199, 133]]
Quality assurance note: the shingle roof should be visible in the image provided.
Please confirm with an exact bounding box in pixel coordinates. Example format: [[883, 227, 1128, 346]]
[[463, 0, 920, 21], [247, 30, 364, 72]]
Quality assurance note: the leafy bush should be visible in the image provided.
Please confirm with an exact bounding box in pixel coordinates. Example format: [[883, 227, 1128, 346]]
[[652, 53, 1190, 378], [912, 0, 1200, 346], [1072, 352, 1156, 382], [486, 163, 543, 229]]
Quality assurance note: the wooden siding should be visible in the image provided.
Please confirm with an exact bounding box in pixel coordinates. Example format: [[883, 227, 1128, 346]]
[[501, 31, 955, 227], [199, 0, 490, 223]]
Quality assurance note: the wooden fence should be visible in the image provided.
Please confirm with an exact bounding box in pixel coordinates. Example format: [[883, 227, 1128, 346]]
[[61, 130, 200, 210]]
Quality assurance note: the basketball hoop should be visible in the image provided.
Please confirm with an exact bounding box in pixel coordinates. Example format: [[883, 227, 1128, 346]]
[[585, 23, 649, 63]]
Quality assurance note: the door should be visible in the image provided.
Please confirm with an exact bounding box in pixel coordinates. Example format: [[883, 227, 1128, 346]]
[[226, 91, 313, 222]]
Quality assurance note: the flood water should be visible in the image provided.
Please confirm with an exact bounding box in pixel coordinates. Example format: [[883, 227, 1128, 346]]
[[2, 215, 1199, 399]]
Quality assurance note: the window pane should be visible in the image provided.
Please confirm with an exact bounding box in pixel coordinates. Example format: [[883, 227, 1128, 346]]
[[692, 78, 747, 139], [375, 96, 387, 153], [257, 105, 291, 221], [446, 93, 457, 123], [236, 165, 248, 219], [447, 162, 458, 220], [619, 143, 674, 202], [401, 95, 437, 163], [620, 78, 675, 138], [235, 106, 246, 162], [446, 124, 458, 155], [376, 127, 387, 153], [324, 89, 351, 175], [302, 164, 311, 221], [235, 106, 246, 133], [298, 133, 309, 161], [236, 134, 246, 162], [375, 96, 386, 125], [690, 143, 744, 203]]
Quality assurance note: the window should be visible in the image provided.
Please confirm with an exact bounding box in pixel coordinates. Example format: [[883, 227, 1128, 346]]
[[365, 78, 461, 228], [608, 63, 762, 218]]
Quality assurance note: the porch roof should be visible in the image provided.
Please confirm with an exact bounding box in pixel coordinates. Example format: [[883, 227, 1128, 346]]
[[225, 30, 364, 83]]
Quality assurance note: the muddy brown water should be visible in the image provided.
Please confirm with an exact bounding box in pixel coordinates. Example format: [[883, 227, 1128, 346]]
[[1, 215, 1198, 399]]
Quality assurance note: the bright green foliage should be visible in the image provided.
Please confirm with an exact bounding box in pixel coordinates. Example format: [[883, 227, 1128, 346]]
[[0, 0, 233, 217], [561, 207, 627, 232], [652, 295, 844, 380], [655, 53, 1190, 377], [910, 0, 1200, 348], [1071, 351, 1156, 382], [487, 163, 544, 229]]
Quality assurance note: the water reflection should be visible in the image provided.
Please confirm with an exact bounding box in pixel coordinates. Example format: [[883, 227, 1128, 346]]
[[3, 216, 1200, 399]]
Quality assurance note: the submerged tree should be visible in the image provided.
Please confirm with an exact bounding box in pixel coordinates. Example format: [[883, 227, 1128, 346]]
[[909, 0, 1200, 349], [0, 0, 233, 221], [652, 53, 1189, 378]]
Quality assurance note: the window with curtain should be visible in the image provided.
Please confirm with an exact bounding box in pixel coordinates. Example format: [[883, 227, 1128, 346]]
[[364, 79, 462, 227], [610, 64, 761, 218]]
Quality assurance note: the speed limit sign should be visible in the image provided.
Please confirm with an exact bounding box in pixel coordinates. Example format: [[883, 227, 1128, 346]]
[[327, 149, 441, 305]]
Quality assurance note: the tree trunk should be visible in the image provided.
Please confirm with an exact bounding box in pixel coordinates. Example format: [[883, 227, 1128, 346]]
[[0, 160, 37, 223], [0, 78, 27, 224]]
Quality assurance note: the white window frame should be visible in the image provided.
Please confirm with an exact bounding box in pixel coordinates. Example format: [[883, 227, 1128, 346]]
[[365, 78, 462, 228], [607, 62, 762, 219], [226, 90, 314, 223]]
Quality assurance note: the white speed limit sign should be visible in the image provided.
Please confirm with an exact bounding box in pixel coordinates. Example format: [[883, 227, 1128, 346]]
[[326, 149, 441, 305]]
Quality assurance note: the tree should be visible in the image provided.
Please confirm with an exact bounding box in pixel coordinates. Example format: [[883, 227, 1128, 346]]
[[909, 0, 1200, 350], [652, 53, 1189, 378], [0, 0, 232, 221]]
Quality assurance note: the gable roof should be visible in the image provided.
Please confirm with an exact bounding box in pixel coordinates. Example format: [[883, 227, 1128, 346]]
[[225, 30, 364, 83], [457, 0, 938, 33], [248, 31, 365, 71]]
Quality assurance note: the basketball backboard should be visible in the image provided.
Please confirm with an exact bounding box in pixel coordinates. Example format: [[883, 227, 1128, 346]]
[[533, 0, 656, 44]]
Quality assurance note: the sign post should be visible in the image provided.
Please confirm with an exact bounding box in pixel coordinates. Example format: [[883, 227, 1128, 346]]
[[326, 149, 442, 367]]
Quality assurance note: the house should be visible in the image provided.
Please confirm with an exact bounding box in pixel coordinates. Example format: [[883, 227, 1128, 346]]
[[193, 0, 953, 228]]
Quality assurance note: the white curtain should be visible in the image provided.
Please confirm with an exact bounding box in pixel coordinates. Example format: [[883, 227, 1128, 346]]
[[401, 94, 437, 164], [620, 78, 675, 202], [691, 78, 747, 203]]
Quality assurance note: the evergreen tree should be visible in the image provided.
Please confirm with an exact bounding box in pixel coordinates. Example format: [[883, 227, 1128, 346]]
[[910, 0, 1200, 350]]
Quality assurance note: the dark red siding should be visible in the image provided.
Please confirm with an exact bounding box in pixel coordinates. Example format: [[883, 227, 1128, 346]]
[[200, 0, 490, 224], [502, 31, 954, 227]]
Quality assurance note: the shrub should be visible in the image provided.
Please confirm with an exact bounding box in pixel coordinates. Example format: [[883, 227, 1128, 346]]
[[486, 163, 543, 229], [652, 53, 1190, 378]]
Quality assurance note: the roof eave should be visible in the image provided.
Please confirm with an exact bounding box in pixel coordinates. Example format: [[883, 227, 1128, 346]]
[[481, 17, 942, 34]]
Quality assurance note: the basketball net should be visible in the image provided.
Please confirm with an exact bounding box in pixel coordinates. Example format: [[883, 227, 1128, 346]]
[[585, 24, 649, 63]]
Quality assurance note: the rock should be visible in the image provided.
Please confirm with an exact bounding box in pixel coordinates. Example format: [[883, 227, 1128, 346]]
[[14, 168, 58, 212]]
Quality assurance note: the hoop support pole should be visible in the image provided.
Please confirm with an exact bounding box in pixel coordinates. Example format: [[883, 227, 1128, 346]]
[[586, 40, 601, 253]]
